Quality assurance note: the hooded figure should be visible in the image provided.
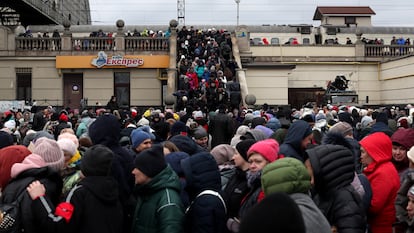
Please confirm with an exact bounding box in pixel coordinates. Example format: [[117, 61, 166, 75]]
[[360, 132, 400, 233], [181, 152, 227, 233], [261, 157, 332, 233], [88, 113, 135, 231], [279, 120, 313, 162], [305, 144, 366, 233]]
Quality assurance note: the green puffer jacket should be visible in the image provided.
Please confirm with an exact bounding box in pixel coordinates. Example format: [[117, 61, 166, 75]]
[[261, 157, 311, 195], [131, 165, 184, 233]]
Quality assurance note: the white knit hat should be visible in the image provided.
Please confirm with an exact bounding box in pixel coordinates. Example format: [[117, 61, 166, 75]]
[[33, 137, 64, 172], [57, 138, 77, 157]]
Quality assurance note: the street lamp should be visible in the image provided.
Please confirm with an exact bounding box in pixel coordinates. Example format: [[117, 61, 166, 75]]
[[235, 0, 240, 26]]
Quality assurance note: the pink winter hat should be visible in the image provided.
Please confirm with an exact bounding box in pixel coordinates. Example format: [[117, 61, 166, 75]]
[[33, 137, 64, 172], [247, 139, 281, 163]]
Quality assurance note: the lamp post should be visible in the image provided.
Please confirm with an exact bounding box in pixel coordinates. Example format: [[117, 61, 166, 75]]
[[235, 0, 240, 26]]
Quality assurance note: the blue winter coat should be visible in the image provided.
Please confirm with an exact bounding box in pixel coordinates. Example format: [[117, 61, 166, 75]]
[[181, 152, 227, 233]]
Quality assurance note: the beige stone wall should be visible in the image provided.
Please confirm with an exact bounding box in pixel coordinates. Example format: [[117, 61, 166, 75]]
[[213, 61, 385, 106], [130, 69, 161, 106], [31, 61, 62, 106], [251, 46, 355, 58], [0, 63, 15, 100], [245, 68, 289, 105], [380, 56, 414, 104], [0, 59, 60, 105]]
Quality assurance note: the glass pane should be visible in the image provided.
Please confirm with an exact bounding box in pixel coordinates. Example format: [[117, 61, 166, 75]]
[[114, 72, 130, 84]]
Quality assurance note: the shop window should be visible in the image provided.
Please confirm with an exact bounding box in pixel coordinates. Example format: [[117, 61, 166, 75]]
[[114, 72, 130, 107]]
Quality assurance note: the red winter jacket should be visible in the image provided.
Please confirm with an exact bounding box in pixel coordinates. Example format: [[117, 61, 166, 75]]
[[360, 132, 400, 233]]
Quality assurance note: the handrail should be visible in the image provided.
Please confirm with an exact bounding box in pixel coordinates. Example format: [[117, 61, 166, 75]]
[[365, 44, 414, 57], [16, 37, 62, 51], [125, 37, 169, 51], [72, 37, 115, 51]]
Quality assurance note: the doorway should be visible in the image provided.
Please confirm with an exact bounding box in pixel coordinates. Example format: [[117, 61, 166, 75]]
[[63, 73, 83, 111], [288, 88, 325, 109]]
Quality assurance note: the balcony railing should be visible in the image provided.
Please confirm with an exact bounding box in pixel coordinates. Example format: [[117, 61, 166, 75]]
[[16, 37, 62, 51], [365, 45, 414, 57], [125, 37, 169, 51], [72, 37, 115, 51], [15, 36, 169, 52]]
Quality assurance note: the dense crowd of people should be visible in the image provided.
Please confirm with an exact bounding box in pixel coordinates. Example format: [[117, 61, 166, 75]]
[[1, 100, 414, 233], [4, 24, 414, 233]]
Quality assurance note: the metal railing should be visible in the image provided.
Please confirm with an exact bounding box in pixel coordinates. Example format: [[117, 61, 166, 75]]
[[16, 37, 62, 51], [365, 45, 414, 57], [125, 37, 169, 51]]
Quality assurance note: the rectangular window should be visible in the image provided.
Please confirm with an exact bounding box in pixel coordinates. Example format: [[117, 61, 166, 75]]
[[300, 27, 311, 34], [345, 16, 356, 25], [16, 68, 32, 101], [114, 72, 130, 107], [326, 27, 337, 35]]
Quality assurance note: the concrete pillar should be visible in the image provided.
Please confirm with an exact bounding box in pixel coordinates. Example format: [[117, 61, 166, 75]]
[[167, 19, 178, 97], [115, 19, 125, 52], [61, 20, 72, 51], [355, 30, 365, 61]]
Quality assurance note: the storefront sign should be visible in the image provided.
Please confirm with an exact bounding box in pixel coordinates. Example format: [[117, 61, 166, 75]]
[[56, 54, 169, 69], [91, 51, 144, 68]]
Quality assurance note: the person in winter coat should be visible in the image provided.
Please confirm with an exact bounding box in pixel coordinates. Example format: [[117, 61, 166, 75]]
[[181, 151, 227, 233], [395, 146, 414, 233], [26, 144, 124, 233], [1, 137, 64, 233], [106, 95, 119, 113], [88, 113, 135, 232], [238, 139, 282, 224], [305, 143, 366, 233], [0, 145, 31, 191], [279, 120, 314, 162], [391, 128, 414, 180], [208, 105, 235, 148], [360, 132, 400, 233], [210, 144, 236, 190], [131, 145, 184, 233], [370, 112, 393, 137], [261, 157, 331, 233], [54, 113, 71, 140], [223, 139, 255, 232], [165, 151, 191, 208], [329, 121, 362, 173], [129, 126, 154, 156], [405, 185, 414, 233]]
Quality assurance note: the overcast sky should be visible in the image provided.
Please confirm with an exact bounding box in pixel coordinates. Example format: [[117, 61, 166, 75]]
[[89, 0, 414, 27]]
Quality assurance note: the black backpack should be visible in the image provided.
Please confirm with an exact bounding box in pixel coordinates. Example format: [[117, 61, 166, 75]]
[[0, 189, 27, 233], [0, 177, 34, 233]]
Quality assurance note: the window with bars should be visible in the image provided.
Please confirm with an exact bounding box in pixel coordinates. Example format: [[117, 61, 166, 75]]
[[16, 68, 32, 101]]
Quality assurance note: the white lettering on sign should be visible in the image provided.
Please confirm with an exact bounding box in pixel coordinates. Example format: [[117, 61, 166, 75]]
[[91, 51, 144, 68]]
